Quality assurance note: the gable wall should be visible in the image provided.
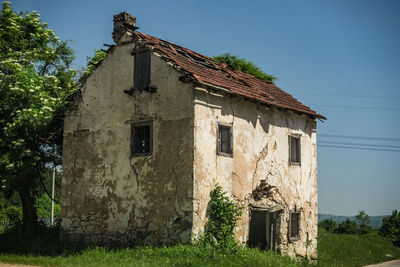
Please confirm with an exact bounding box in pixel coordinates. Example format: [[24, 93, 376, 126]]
[[61, 36, 194, 244], [192, 87, 318, 259]]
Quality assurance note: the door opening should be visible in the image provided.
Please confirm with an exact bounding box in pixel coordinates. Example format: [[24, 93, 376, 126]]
[[248, 209, 280, 251]]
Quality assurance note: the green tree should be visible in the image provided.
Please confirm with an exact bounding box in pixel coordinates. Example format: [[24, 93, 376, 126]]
[[355, 210, 370, 227], [337, 218, 359, 234], [380, 210, 400, 247], [356, 210, 373, 234], [213, 53, 277, 81], [319, 219, 338, 233], [0, 2, 76, 233]]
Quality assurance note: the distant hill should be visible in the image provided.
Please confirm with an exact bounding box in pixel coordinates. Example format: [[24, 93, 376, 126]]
[[318, 213, 386, 228]]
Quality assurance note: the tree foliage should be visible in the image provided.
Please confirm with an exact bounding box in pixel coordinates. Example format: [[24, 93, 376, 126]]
[[380, 210, 400, 247], [356, 210, 373, 234], [319, 219, 338, 233], [0, 2, 77, 233], [336, 218, 359, 235], [201, 185, 243, 249], [79, 49, 107, 85], [213, 53, 277, 82]]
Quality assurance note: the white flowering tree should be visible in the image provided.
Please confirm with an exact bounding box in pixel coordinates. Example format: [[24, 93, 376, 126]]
[[0, 2, 77, 233]]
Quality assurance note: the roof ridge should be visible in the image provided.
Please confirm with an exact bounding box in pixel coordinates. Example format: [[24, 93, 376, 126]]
[[133, 31, 326, 120]]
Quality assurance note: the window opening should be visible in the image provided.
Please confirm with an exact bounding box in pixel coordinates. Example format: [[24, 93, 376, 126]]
[[134, 51, 151, 91], [289, 211, 300, 241], [217, 124, 232, 156], [289, 135, 301, 165], [131, 121, 152, 156]]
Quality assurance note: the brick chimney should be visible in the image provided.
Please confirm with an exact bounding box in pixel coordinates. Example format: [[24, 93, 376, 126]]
[[112, 12, 138, 43]]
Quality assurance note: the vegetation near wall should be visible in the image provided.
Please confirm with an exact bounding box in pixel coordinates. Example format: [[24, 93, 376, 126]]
[[213, 53, 277, 82], [198, 185, 243, 250]]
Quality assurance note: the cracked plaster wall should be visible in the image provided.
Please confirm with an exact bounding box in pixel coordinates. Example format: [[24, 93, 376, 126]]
[[62, 35, 194, 245], [192, 87, 318, 259]]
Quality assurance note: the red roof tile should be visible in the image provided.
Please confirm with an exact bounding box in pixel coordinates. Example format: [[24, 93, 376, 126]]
[[134, 32, 326, 120]]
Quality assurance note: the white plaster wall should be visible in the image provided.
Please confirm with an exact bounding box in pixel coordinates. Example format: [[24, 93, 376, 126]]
[[192, 87, 318, 259], [62, 34, 194, 244]]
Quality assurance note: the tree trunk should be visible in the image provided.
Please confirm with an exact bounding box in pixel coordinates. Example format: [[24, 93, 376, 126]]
[[18, 187, 38, 234]]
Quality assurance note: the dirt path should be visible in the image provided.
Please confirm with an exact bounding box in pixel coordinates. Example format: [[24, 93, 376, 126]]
[[365, 260, 400, 266], [0, 263, 41, 267]]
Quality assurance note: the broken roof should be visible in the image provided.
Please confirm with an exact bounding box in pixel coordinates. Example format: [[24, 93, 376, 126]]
[[134, 32, 326, 120]]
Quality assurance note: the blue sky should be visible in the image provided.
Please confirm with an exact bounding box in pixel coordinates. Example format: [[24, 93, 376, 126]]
[[12, 0, 400, 216]]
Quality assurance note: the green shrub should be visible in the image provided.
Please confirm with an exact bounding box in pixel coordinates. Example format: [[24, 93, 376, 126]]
[[213, 53, 277, 81], [380, 210, 400, 247], [200, 185, 243, 250], [337, 218, 359, 234], [319, 219, 338, 233], [0, 205, 22, 230], [35, 194, 61, 220]]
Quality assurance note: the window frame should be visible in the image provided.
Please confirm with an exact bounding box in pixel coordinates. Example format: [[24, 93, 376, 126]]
[[133, 50, 151, 92], [131, 120, 153, 157], [289, 135, 301, 166], [288, 211, 301, 242], [217, 123, 233, 157]]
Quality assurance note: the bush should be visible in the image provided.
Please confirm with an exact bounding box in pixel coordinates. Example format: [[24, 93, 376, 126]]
[[319, 219, 338, 233], [337, 218, 359, 234], [380, 210, 400, 247], [200, 185, 243, 250], [0, 205, 22, 230], [35, 194, 61, 220]]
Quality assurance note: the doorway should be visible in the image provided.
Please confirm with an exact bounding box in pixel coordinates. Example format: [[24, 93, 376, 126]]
[[248, 209, 280, 251]]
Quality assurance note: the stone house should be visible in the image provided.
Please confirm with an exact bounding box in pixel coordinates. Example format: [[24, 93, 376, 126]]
[[61, 12, 326, 259]]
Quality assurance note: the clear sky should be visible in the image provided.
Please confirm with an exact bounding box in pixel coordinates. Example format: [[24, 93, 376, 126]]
[[11, 0, 400, 216]]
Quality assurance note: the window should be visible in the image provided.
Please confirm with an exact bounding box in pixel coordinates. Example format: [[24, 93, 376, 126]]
[[289, 135, 301, 165], [289, 211, 300, 241], [217, 124, 232, 156], [134, 51, 151, 91], [131, 121, 152, 156]]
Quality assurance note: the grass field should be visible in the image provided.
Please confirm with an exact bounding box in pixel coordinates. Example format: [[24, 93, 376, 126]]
[[0, 227, 399, 267]]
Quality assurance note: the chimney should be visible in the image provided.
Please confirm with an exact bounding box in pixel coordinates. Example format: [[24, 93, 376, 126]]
[[112, 12, 138, 43]]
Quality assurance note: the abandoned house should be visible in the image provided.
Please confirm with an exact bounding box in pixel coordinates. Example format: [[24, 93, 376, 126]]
[[61, 12, 326, 260]]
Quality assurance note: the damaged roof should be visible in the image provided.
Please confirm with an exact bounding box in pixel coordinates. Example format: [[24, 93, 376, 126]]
[[134, 32, 326, 120]]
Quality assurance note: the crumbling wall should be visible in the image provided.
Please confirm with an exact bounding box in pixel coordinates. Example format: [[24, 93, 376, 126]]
[[192, 87, 318, 259], [62, 33, 194, 245]]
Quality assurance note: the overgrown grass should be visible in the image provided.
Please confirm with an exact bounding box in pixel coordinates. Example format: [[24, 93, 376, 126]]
[[0, 245, 306, 267], [317, 228, 400, 267], [0, 227, 399, 267]]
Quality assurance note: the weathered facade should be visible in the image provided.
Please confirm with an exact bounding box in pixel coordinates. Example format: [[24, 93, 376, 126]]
[[61, 12, 325, 260]]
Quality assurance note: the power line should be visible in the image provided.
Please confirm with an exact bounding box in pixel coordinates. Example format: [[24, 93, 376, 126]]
[[318, 144, 400, 152], [311, 104, 400, 110], [294, 93, 400, 99], [319, 134, 400, 142], [319, 141, 400, 149]]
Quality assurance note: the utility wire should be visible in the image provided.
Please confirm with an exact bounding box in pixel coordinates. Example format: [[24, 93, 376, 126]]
[[311, 104, 400, 110], [293, 93, 400, 99], [319, 141, 400, 149], [319, 134, 400, 142], [318, 144, 400, 152]]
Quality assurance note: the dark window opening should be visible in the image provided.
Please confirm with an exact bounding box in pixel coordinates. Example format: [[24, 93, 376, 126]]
[[134, 51, 151, 91], [289, 135, 301, 165], [131, 121, 152, 156], [289, 211, 300, 241], [217, 124, 232, 156]]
